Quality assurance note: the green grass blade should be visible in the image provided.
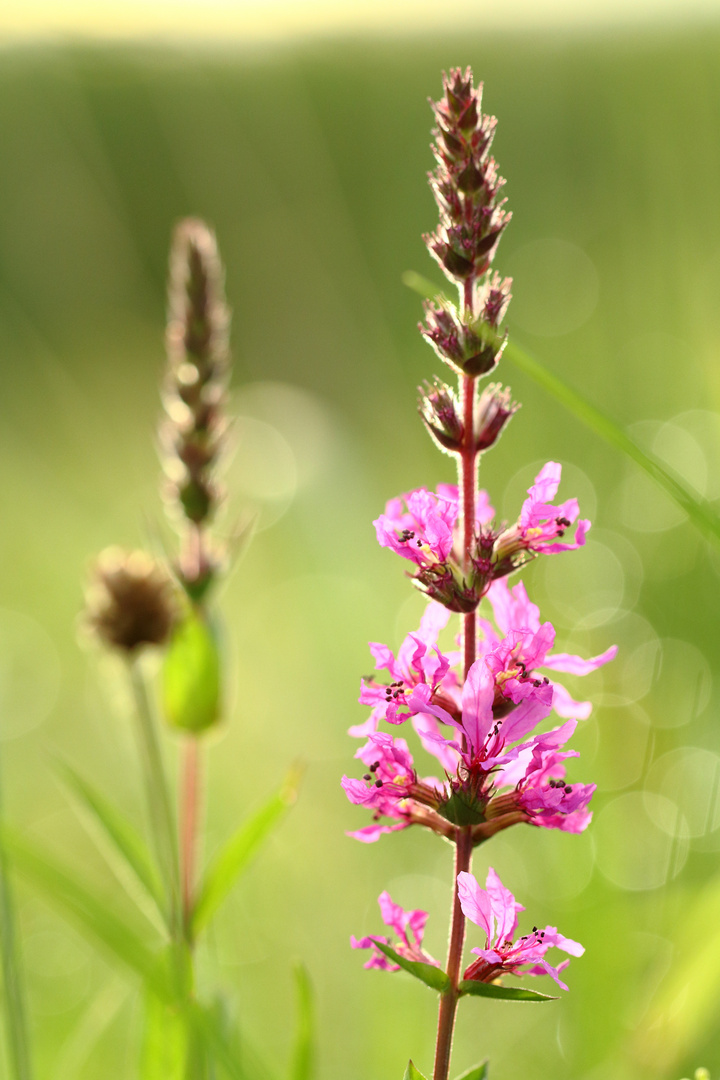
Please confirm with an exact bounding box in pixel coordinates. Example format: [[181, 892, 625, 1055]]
[[0, 825, 168, 1000], [57, 760, 165, 922], [0, 759, 33, 1080], [289, 963, 314, 1080], [402, 269, 720, 550], [191, 769, 300, 938], [503, 339, 720, 549]]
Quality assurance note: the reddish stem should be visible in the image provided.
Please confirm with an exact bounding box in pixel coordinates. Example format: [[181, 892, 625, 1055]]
[[433, 277, 479, 1080], [180, 735, 201, 938], [460, 373, 477, 681], [432, 827, 473, 1080]]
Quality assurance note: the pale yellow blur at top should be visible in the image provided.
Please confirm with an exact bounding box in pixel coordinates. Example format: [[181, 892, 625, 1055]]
[[1, 0, 719, 39]]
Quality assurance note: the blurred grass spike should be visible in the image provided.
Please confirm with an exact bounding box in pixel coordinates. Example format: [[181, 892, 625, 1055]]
[[289, 963, 315, 1080], [402, 269, 720, 551], [162, 217, 230, 599], [191, 766, 302, 938]]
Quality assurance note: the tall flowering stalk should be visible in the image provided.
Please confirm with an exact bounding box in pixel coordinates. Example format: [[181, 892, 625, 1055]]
[[344, 69, 615, 1080]]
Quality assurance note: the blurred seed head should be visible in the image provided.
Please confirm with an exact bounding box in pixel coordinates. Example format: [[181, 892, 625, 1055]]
[[84, 548, 177, 653], [161, 218, 230, 530]]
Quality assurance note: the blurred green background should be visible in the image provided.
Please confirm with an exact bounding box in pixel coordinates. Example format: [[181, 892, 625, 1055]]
[[1, 21, 720, 1080]]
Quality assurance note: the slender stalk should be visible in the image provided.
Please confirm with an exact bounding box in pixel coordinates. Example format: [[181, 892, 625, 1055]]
[[180, 736, 201, 938], [433, 828, 473, 1080], [0, 746, 33, 1080], [127, 658, 181, 939]]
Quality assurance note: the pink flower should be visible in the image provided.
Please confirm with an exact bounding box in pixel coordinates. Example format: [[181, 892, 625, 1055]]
[[408, 655, 553, 774], [458, 868, 583, 990], [492, 724, 595, 833], [374, 484, 495, 568], [481, 578, 617, 719], [351, 892, 438, 971], [342, 731, 454, 843], [355, 602, 457, 730], [373, 486, 459, 568], [494, 463, 590, 567]]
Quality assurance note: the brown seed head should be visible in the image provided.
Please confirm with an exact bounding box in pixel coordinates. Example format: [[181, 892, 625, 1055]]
[[85, 548, 177, 653], [162, 218, 230, 528]]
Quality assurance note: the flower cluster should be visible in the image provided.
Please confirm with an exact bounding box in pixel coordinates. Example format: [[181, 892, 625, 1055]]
[[343, 574, 613, 843], [346, 68, 609, 1075], [373, 463, 589, 611]]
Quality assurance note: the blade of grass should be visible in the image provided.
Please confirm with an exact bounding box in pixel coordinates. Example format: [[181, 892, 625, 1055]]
[[0, 825, 168, 999], [54, 977, 129, 1080], [0, 751, 33, 1080], [289, 963, 314, 1080], [57, 760, 165, 927], [402, 269, 720, 550], [191, 768, 300, 938], [503, 339, 720, 549]]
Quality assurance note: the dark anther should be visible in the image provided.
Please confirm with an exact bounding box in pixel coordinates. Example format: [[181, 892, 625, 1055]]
[[363, 773, 372, 781], [564, 785, 572, 794], [375, 780, 383, 788], [370, 762, 379, 772]]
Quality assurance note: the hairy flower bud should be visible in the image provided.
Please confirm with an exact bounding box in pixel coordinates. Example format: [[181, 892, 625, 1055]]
[[418, 379, 463, 453], [474, 383, 518, 452], [85, 548, 177, 653], [161, 219, 230, 530], [424, 68, 511, 286], [421, 300, 505, 377]]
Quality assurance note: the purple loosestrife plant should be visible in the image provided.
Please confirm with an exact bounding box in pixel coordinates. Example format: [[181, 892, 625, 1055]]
[[344, 69, 616, 1080]]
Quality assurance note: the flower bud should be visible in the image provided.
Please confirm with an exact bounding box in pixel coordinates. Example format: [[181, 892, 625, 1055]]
[[474, 383, 518, 452], [418, 379, 463, 453], [84, 548, 177, 653], [421, 301, 505, 377]]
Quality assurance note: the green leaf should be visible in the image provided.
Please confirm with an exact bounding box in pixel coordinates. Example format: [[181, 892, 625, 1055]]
[[373, 942, 450, 993], [289, 963, 314, 1080], [403, 1063, 428, 1080], [402, 268, 720, 552], [458, 979, 556, 1002], [191, 769, 300, 937], [57, 761, 165, 921], [0, 825, 168, 1000], [163, 607, 222, 734], [454, 1063, 489, 1080]]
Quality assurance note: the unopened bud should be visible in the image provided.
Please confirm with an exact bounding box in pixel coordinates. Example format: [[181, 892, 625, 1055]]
[[85, 548, 177, 653], [474, 383, 518, 452], [421, 301, 505, 378], [418, 379, 463, 453]]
